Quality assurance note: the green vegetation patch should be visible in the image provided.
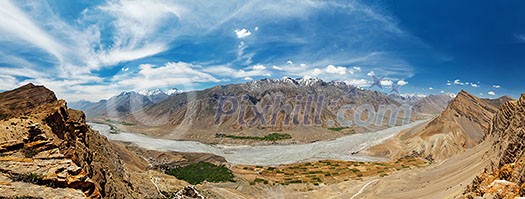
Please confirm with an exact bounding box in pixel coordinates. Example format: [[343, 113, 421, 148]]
[[220, 133, 292, 141], [165, 162, 234, 185], [327, 127, 347, 131]]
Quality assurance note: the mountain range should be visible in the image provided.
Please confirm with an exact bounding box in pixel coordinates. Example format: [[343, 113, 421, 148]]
[[70, 77, 453, 144], [69, 88, 183, 118]]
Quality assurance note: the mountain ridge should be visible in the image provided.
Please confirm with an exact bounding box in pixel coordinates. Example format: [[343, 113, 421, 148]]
[[366, 90, 512, 161]]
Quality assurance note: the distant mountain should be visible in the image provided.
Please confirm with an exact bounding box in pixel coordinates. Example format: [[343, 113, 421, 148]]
[[411, 94, 454, 114], [388, 93, 454, 115], [138, 89, 169, 103], [109, 77, 430, 143], [368, 90, 512, 161], [70, 88, 184, 118], [69, 91, 150, 118], [165, 88, 183, 95]]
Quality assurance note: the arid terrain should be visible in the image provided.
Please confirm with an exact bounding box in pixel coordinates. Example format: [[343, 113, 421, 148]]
[[1, 0, 523, 198], [1, 84, 524, 198]]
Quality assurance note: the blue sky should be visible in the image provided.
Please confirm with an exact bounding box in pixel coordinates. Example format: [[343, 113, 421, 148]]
[[0, 0, 523, 101]]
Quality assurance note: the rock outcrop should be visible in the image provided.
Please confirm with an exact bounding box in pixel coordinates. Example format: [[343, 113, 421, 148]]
[[0, 84, 188, 198], [367, 90, 509, 161], [463, 94, 525, 198]]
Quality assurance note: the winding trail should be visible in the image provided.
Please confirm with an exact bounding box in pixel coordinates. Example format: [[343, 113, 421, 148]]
[[349, 179, 379, 199]]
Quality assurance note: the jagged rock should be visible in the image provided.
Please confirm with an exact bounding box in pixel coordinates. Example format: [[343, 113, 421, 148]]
[[173, 186, 205, 199], [463, 94, 525, 198], [0, 84, 188, 198], [367, 90, 510, 161]]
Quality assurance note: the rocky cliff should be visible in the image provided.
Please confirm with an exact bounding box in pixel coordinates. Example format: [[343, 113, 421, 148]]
[[367, 90, 508, 161], [463, 94, 525, 198], [0, 84, 187, 198]]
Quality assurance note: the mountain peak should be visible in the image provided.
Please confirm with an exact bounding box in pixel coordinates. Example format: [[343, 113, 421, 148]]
[[298, 76, 323, 86], [138, 89, 164, 96], [166, 88, 183, 95], [117, 91, 137, 96], [0, 83, 57, 120]]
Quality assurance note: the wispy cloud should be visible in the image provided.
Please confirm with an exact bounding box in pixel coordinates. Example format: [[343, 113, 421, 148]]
[[516, 34, 525, 43], [0, 0, 427, 101], [118, 62, 220, 90]]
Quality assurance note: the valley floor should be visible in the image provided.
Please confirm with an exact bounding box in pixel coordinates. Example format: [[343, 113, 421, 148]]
[[89, 119, 489, 198], [194, 140, 491, 199], [88, 120, 428, 165]]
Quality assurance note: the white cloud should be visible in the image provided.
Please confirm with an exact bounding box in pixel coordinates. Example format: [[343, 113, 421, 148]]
[[0, 75, 18, 90], [252, 64, 266, 70], [121, 67, 129, 72], [348, 66, 361, 74], [344, 79, 369, 87], [397, 80, 408, 86], [471, 83, 479, 87], [234, 28, 252, 38], [380, 80, 393, 86], [453, 79, 464, 85], [254, 26, 259, 31], [204, 65, 271, 78], [92, 0, 185, 67], [0, 0, 186, 79], [488, 91, 496, 96], [312, 68, 322, 76], [367, 71, 375, 76], [0, 67, 44, 79], [325, 65, 347, 75], [118, 62, 220, 90], [493, 85, 501, 88], [428, 87, 433, 90], [440, 90, 445, 93], [244, 77, 253, 81], [272, 65, 283, 70], [0, 1, 67, 63]]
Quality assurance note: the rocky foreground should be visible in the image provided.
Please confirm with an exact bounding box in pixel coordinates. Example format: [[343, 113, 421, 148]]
[[463, 94, 525, 198], [0, 84, 195, 198]]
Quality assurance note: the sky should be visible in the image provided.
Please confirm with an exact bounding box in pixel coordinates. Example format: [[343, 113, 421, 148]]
[[0, 0, 523, 102]]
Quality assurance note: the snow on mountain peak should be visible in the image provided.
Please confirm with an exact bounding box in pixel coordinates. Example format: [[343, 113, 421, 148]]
[[298, 76, 322, 86], [138, 89, 164, 96], [166, 88, 183, 95]]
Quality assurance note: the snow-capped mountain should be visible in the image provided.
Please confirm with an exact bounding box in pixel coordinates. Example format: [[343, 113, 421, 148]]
[[166, 88, 183, 95], [138, 88, 185, 103], [138, 89, 164, 96], [139, 88, 183, 96], [298, 76, 323, 86]]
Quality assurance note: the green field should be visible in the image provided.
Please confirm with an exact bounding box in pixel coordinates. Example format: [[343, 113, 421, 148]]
[[165, 162, 235, 184], [218, 133, 292, 141]]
